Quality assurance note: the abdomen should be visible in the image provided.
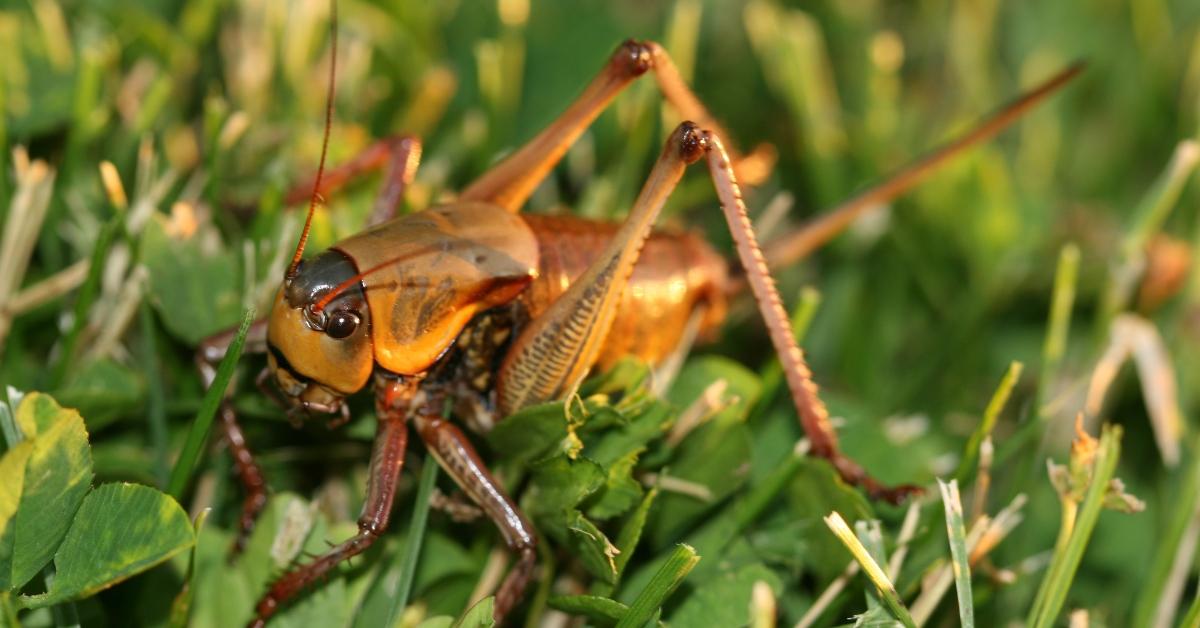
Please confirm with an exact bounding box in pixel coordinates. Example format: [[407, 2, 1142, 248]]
[[519, 214, 728, 369]]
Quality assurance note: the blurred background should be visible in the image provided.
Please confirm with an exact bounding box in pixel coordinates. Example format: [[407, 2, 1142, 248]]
[[2, 0, 1200, 625]]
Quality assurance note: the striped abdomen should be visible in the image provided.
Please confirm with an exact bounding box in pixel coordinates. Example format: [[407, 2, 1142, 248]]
[[519, 214, 728, 370]]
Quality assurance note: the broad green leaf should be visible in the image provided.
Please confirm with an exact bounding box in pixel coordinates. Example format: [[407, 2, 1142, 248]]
[[7, 393, 93, 591], [587, 449, 644, 520], [787, 458, 873, 581], [582, 401, 672, 467], [453, 595, 495, 628], [14, 391, 68, 437], [528, 455, 605, 537], [579, 358, 653, 404], [273, 575, 347, 628], [0, 443, 32, 592], [417, 618, 455, 628], [52, 359, 146, 430], [743, 518, 812, 571], [189, 525, 253, 628], [787, 458, 873, 522], [649, 420, 752, 548], [141, 215, 243, 344], [666, 356, 761, 427], [567, 510, 619, 584], [668, 562, 781, 627], [487, 402, 569, 465], [413, 532, 484, 588], [21, 483, 194, 608]]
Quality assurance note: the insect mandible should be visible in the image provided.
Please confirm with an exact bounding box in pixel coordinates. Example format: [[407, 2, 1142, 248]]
[[196, 5, 1081, 625]]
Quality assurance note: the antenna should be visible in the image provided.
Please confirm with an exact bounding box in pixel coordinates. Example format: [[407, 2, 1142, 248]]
[[310, 243, 471, 313], [762, 61, 1085, 268], [286, 0, 339, 281]]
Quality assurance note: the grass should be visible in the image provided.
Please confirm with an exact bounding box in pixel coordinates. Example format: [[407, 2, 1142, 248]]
[[2, 0, 1200, 626]]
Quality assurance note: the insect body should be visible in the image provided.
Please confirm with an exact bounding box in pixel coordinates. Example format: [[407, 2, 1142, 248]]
[[268, 203, 728, 419], [197, 21, 1080, 627]]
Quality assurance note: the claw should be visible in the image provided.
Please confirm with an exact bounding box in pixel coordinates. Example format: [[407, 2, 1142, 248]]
[[326, 404, 352, 430]]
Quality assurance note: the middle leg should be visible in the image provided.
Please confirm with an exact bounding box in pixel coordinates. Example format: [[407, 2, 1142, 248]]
[[413, 411, 537, 623]]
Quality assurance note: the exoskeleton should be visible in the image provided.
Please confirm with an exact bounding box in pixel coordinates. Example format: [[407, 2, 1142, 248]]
[[197, 17, 1080, 626]]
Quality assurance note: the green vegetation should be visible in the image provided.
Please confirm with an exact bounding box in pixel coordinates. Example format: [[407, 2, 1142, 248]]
[[2, 0, 1200, 625]]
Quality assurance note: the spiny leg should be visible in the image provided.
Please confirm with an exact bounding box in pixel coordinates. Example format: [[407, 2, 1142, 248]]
[[460, 39, 768, 213], [701, 131, 916, 501], [492, 120, 910, 500], [284, 134, 423, 227], [250, 378, 414, 628], [196, 320, 271, 553], [495, 122, 705, 415], [413, 412, 536, 623]]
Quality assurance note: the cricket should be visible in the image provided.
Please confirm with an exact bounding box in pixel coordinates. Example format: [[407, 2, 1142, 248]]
[[190, 4, 1080, 625], [7, 0, 1195, 626]]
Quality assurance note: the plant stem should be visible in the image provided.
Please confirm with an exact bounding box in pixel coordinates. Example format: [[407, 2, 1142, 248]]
[[167, 307, 255, 500], [1028, 426, 1123, 628]]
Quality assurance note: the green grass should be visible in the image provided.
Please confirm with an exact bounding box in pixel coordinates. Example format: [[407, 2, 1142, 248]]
[[2, 0, 1200, 626]]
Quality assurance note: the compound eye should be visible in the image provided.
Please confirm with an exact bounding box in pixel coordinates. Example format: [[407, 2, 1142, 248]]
[[325, 310, 360, 339]]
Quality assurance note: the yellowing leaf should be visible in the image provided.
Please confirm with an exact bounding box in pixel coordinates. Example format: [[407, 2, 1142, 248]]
[[3, 393, 93, 592], [21, 483, 194, 608], [0, 443, 32, 592]]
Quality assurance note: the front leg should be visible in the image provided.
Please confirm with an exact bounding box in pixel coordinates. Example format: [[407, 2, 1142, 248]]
[[413, 412, 537, 623], [283, 134, 422, 227], [249, 378, 415, 628]]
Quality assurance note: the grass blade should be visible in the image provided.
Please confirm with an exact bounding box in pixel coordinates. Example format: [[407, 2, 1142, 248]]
[[1181, 591, 1200, 628], [995, 243, 1079, 467], [385, 456, 439, 626], [823, 512, 916, 628], [47, 214, 122, 389], [956, 361, 1023, 481], [140, 300, 169, 486], [938, 479, 975, 627], [1098, 140, 1200, 329], [548, 594, 630, 623], [167, 307, 255, 500], [1041, 242, 1080, 416], [1028, 425, 1124, 628], [615, 544, 699, 628], [1133, 434, 1200, 627]]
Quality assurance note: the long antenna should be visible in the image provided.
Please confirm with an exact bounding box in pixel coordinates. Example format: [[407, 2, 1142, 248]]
[[762, 61, 1085, 269], [286, 0, 339, 281], [310, 242, 472, 313]]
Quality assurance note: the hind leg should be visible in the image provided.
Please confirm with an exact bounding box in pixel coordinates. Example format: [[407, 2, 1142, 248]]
[[460, 39, 771, 213]]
